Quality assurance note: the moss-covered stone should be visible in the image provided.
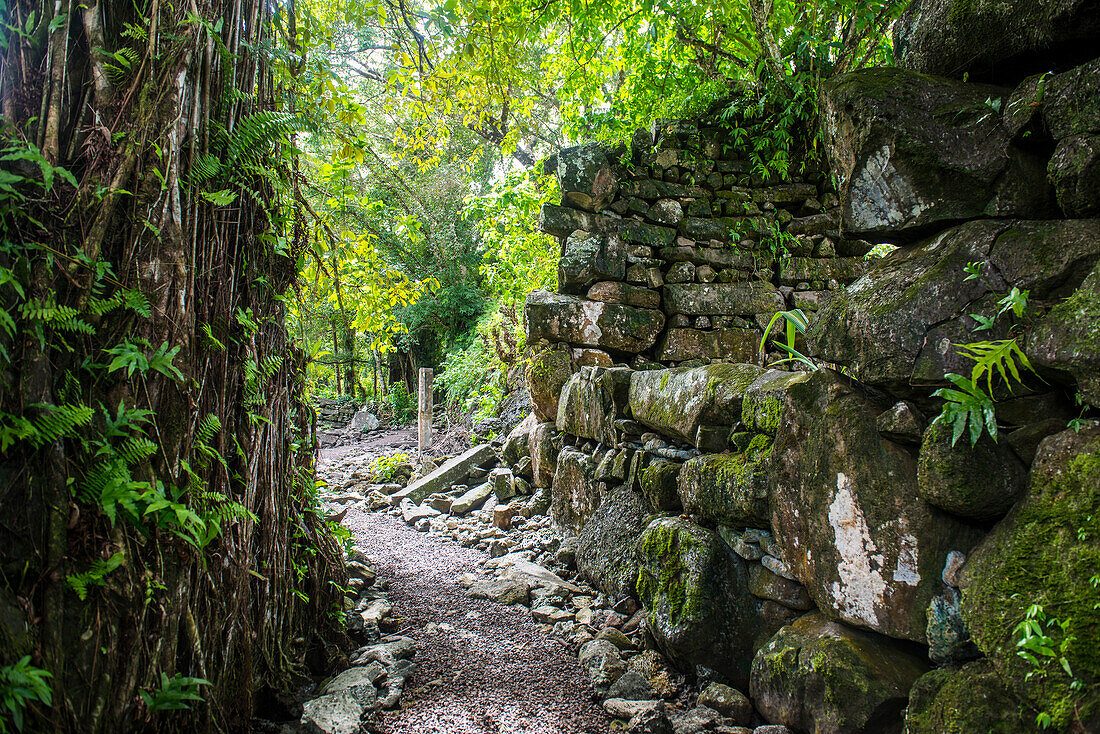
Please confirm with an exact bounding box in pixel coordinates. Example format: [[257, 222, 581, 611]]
[[678, 436, 773, 527], [639, 459, 682, 511], [629, 362, 764, 447], [1027, 260, 1100, 408], [576, 485, 650, 598], [959, 425, 1100, 731], [527, 350, 574, 422], [741, 369, 813, 435], [525, 290, 665, 353], [556, 366, 631, 445], [529, 421, 562, 488], [902, 660, 1038, 734], [550, 447, 601, 533], [750, 613, 930, 734], [916, 420, 1027, 521], [635, 517, 773, 688]]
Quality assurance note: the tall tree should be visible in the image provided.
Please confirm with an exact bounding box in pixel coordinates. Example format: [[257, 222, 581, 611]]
[[0, 0, 345, 728]]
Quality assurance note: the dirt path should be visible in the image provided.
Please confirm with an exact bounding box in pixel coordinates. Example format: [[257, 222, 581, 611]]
[[344, 509, 614, 734]]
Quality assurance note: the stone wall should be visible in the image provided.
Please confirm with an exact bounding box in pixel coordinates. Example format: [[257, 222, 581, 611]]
[[499, 7, 1100, 733], [525, 120, 871, 384]]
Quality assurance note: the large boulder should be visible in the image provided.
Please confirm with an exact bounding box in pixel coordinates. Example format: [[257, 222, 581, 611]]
[[808, 219, 1100, 391], [958, 425, 1100, 731], [527, 350, 573, 422], [1048, 134, 1100, 218], [916, 421, 1027, 521], [629, 363, 765, 448], [678, 437, 772, 528], [1027, 259, 1100, 408], [576, 485, 650, 598], [663, 282, 784, 316], [655, 327, 759, 363], [821, 68, 1054, 241], [550, 447, 601, 533], [750, 613, 929, 734], [903, 661, 1039, 734], [771, 371, 983, 643], [388, 444, 498, 506], [556, 143, 618, 211], [559, 230, 626, 293], [741, 370, 813, 435], [556, 366, 631, 445], [893, 0, 1100, 84], [525, 290, 665, 353], [636, 517, 787, 688]]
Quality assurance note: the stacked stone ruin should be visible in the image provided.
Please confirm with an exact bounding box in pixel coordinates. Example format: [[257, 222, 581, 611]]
[[496, 1, 1100, 731]]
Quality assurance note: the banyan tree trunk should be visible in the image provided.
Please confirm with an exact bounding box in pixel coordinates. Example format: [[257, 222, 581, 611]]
[[0, 0, 346, 729]]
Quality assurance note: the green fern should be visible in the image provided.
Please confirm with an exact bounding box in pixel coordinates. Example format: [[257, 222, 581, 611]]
[[66, 552, 124, 600], [25, 403, 96, 448], [20, 301, 94, 335], [956, 338, 1038, 396]]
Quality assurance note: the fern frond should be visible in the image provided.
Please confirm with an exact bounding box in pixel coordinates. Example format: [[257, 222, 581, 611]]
[[27, 403, 96, 448], [956, 338, 1038, 395], [226, 112, 313, 167], [116, 436, 158, 466]]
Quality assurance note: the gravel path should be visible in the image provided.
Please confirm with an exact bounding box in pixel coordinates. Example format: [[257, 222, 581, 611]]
[[344, 509, 614, 734]]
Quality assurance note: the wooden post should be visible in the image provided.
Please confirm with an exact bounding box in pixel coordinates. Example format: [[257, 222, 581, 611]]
[[417, 368, 433, 455]]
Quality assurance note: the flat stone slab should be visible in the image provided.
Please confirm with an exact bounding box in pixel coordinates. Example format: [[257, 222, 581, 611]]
[[388, 444, 497, 507]]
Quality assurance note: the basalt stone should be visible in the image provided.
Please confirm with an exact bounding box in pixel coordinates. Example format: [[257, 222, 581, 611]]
[[748, 564, 813, 611], [778, 257, 867, 287], [750, 614, 929, 734], [576, 485, 650, 598], [678, 437, 773, 528], [902, 661, 1039, 734], [663, 282, 784, 316], [587, 281, 661, 309], [638, 458, 681, 512], [659, 245, 755, 270], [525, 290, 665, 353], [527, 350, 574, 422], [655, 328, 759, 363], [648, 199, 684, 225], [916, 421, 1027, 521], [770, 371, 983, 642], [557, 143, 618, 211], [530, 421, 562, 488], [635, 517, 775, 688], [820, 68, 1055, 241], [893, 0, 1100, 84], [959, 425, 1100, 731], [629, 363, 764, 448], [559, 231, 626, 292], [808, 219, 1100, 391], [741, 369, 813, 436], [1027, 259, 1100, 408], [1048, 134, 1100, 217], [551, 447, 602, 534], [556, 366, 632, 447]]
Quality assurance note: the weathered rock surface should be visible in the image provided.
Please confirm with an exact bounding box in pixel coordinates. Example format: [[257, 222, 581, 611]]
[[629, 363, 764, 447], [636, 517, 779, 687], [821, 68, 1054, 240], [741, 370, 812, 436], [300, 690, 377, 734], [1027, 259, 1100, 407], [576, 485, 650, 598], [916, 421, 1027, 521], [390, 444, 497, 506], [893, 0, 1100, 83], [750, 613, 929, 734], [959, 424, 1100, 730], [770, 371, 983, 642], [529, 422, 562, 488], [902, 660, 1038, 733], [551, 447, 601, 534], [663, 282, 784, 316], [587, 280, 662, 309], [526, 290, 665, 353], [655, 327, 759, 363], [556, 366, 631, 445], [559, 231, 627, 292], [678, 438, 772, 528], [527, 350, 574, 422], [809, 219, 1100, 390], [556, 143, 618, 211]]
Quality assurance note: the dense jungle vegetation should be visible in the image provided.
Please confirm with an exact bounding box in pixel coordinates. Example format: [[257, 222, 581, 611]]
[[0, 0, 906, 729]]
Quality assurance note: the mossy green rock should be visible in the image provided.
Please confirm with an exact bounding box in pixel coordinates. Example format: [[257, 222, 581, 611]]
[[821, 68, 1053, 241], [558, 230, 626, 293], [550, 447, 601, 533], [638, 458, 681, 511], [916, 420, 1027, 521], [527, 350, 574, 422], [893, 0, 1100, 84], [576, 485, 651, 598], [741, 370, 813, 436], [959, 425, 1100, 731], [525, 290, 665, 353], [750, 613, 929, 734], [635, 517, 774, 688], [808, 219, 1100, 391], [662, 282, 784, 316], [556, 366, 631, 445], [1027, 260, 1100, 408], [771, 371, 983, 642], [629, 363, 764, 448], [655, 327, 759, 363], [678, 436, 772, 527], [902, 660, 1038, 734], [1047, 134, 1100, 218]]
